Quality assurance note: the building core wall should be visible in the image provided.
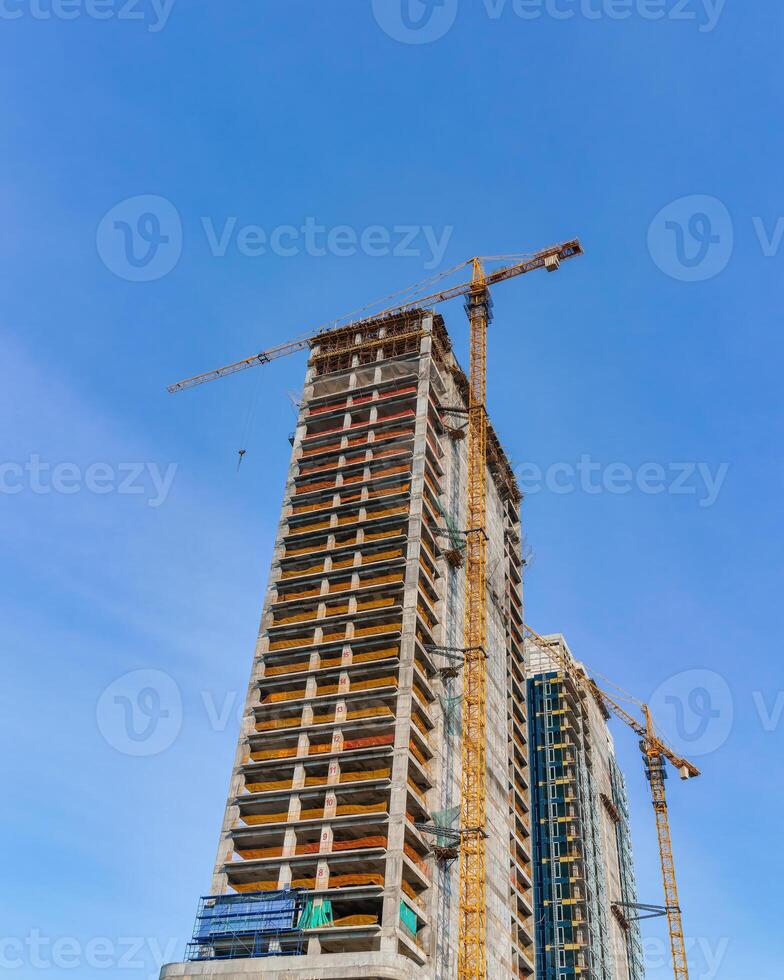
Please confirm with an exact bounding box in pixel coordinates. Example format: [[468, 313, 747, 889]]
[[162, 311, 534, 980]]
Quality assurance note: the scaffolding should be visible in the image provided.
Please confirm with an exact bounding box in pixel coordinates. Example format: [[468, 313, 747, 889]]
[[435, 432, 463, 980], [610, 758, 646, 980], [530, 671, 564, 980], [438, 693, 462, 736], [185, 891, 306, 961], [529, 670, 613, 980], [436, 498, 466, 568], [576, 709, 613, 978]]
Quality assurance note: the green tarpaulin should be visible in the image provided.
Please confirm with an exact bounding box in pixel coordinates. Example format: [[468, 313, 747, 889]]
[[399, 901, 418, 934], [298, 899, 333, 929]]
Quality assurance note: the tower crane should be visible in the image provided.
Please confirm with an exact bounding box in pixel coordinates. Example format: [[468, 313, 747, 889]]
[[167, 242, 582, 393], [523, 624, 699, 980], [168, 240, 584, 980]]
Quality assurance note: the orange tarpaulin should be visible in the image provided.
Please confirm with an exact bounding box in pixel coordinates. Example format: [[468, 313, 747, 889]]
[[280, 562, 324, 579], [246, 778, 292, 793], [332, 914, 379, 927], [232, 872, 386, 893], [268, 636, 312, 652]]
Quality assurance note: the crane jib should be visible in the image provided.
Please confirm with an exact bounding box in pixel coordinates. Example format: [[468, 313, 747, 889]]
[[166, 240, 585, 394]]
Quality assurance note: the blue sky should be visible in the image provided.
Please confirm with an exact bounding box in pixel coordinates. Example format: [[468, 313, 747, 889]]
[[1, 2, 780, 977]]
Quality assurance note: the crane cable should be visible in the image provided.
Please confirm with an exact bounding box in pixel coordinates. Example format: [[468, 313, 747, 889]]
[[237, 364, 265, 470], [232, 260, 477, 470]]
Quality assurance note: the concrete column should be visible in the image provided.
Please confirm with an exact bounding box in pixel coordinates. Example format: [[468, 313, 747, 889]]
[[283, 827, 297, 858], [323, 788, 338, 818], [288, 794, 301, 822], [319, 824, 334, 854]]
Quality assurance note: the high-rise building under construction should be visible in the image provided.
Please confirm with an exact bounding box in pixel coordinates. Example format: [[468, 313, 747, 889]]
[[526, 634, 645, 980], [161, 310, 535, 980]]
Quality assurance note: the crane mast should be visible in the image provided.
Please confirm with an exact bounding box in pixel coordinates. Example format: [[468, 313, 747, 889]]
[[643, 707, 690, 980], [458, 260, 490, 980]]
